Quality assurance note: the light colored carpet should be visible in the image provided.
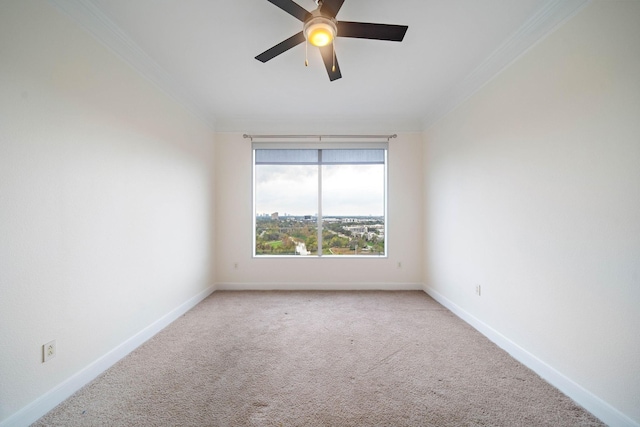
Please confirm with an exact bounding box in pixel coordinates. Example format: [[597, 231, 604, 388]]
[[34, 291, 603, 426]]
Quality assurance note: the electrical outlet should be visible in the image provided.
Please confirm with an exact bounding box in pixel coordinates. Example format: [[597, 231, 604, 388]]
[[234, 262, 238, 269], [397, 261, 402, 268], [475, 285, 482, 296], [43, 340, 56, 362]]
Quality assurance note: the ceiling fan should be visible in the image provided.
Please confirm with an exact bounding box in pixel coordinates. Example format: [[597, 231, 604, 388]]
[[255, 0, 408, 81]]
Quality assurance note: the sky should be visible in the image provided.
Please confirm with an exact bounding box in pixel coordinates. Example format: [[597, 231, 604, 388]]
[[255, 164, 385, 217]]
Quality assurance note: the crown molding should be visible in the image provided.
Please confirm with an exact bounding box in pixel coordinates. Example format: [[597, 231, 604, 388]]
[[214, 114, 424, 134], [422, 0, 591, 131], [48, 0, 215, 130], [48, 0, 590, 135]]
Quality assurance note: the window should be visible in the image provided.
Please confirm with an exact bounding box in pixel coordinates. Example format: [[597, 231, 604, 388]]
[[253, 143, 387, 257]]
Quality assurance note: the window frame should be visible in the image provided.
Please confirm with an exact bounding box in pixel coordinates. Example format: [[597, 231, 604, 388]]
[[252, 141, 388, 258]]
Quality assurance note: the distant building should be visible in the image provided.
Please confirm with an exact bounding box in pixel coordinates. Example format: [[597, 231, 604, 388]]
[[271, 212, 278, 220], [344, 225, 368, 239]]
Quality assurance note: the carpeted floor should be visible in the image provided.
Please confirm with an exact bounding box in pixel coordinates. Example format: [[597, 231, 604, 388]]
[[34, 291, 604, 426]]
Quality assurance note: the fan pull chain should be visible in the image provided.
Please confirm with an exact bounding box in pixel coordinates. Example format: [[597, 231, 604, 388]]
[[305, 41, 309, 67]]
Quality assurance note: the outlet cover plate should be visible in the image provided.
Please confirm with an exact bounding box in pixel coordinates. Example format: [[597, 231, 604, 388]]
[[43, 340, 56, 363]]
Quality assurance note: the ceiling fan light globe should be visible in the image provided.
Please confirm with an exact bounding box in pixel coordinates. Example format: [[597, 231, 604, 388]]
[[304, 19, 337, 47], [309, 28, 333, 46]]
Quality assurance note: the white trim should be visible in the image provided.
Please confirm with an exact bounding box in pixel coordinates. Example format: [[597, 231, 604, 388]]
[[422, 0, 591, 130], [252, 145, 388, 258], [0, 285, 216, 427], [250, 255, 389, 259], [216, 282, 423, 291], [215, 116, 420, 134], [47, 0, 214, 130], [423, 285, 639, 427]]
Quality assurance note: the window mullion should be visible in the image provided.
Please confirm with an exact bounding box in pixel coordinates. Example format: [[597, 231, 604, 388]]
[[317, 149, 323, 257]]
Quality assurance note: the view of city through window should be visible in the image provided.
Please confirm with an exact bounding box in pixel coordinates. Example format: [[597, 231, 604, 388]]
[[254, 148, 386, 256]]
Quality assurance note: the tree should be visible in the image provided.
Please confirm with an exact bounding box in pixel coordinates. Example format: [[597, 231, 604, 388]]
[[329, 236, 349, 248], [372, 238, 385, 255], [306, 235, 318, 253], [281, 236, 295, 254]]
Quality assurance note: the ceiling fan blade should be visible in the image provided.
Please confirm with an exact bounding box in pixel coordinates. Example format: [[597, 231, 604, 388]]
[[255, 32, 305, 63], [266, 0, 311, 22], [319, 45, 342, 81], [337, 21, 408, 42], [319, 0, 345, 18]]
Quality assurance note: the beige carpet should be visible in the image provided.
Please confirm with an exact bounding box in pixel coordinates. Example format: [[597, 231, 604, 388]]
[[34, 291, 603, 426]]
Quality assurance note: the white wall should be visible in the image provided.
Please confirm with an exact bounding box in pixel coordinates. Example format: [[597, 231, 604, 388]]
[[423, 1, 640, 425], [214, 132, 423, 289], [0, 1, 215, 424]]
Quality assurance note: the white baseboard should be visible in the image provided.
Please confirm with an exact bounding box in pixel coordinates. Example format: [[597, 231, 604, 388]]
[[1, 285, 216, 427], [423, 284, 639, 427], [216, 282, 424, 291]]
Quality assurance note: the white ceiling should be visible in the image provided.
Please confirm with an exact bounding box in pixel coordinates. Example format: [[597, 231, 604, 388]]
[[52, 0, 588, 132]]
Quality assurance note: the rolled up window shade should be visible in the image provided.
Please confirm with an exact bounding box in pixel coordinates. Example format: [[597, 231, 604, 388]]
[[255, 149, 384, 165]]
